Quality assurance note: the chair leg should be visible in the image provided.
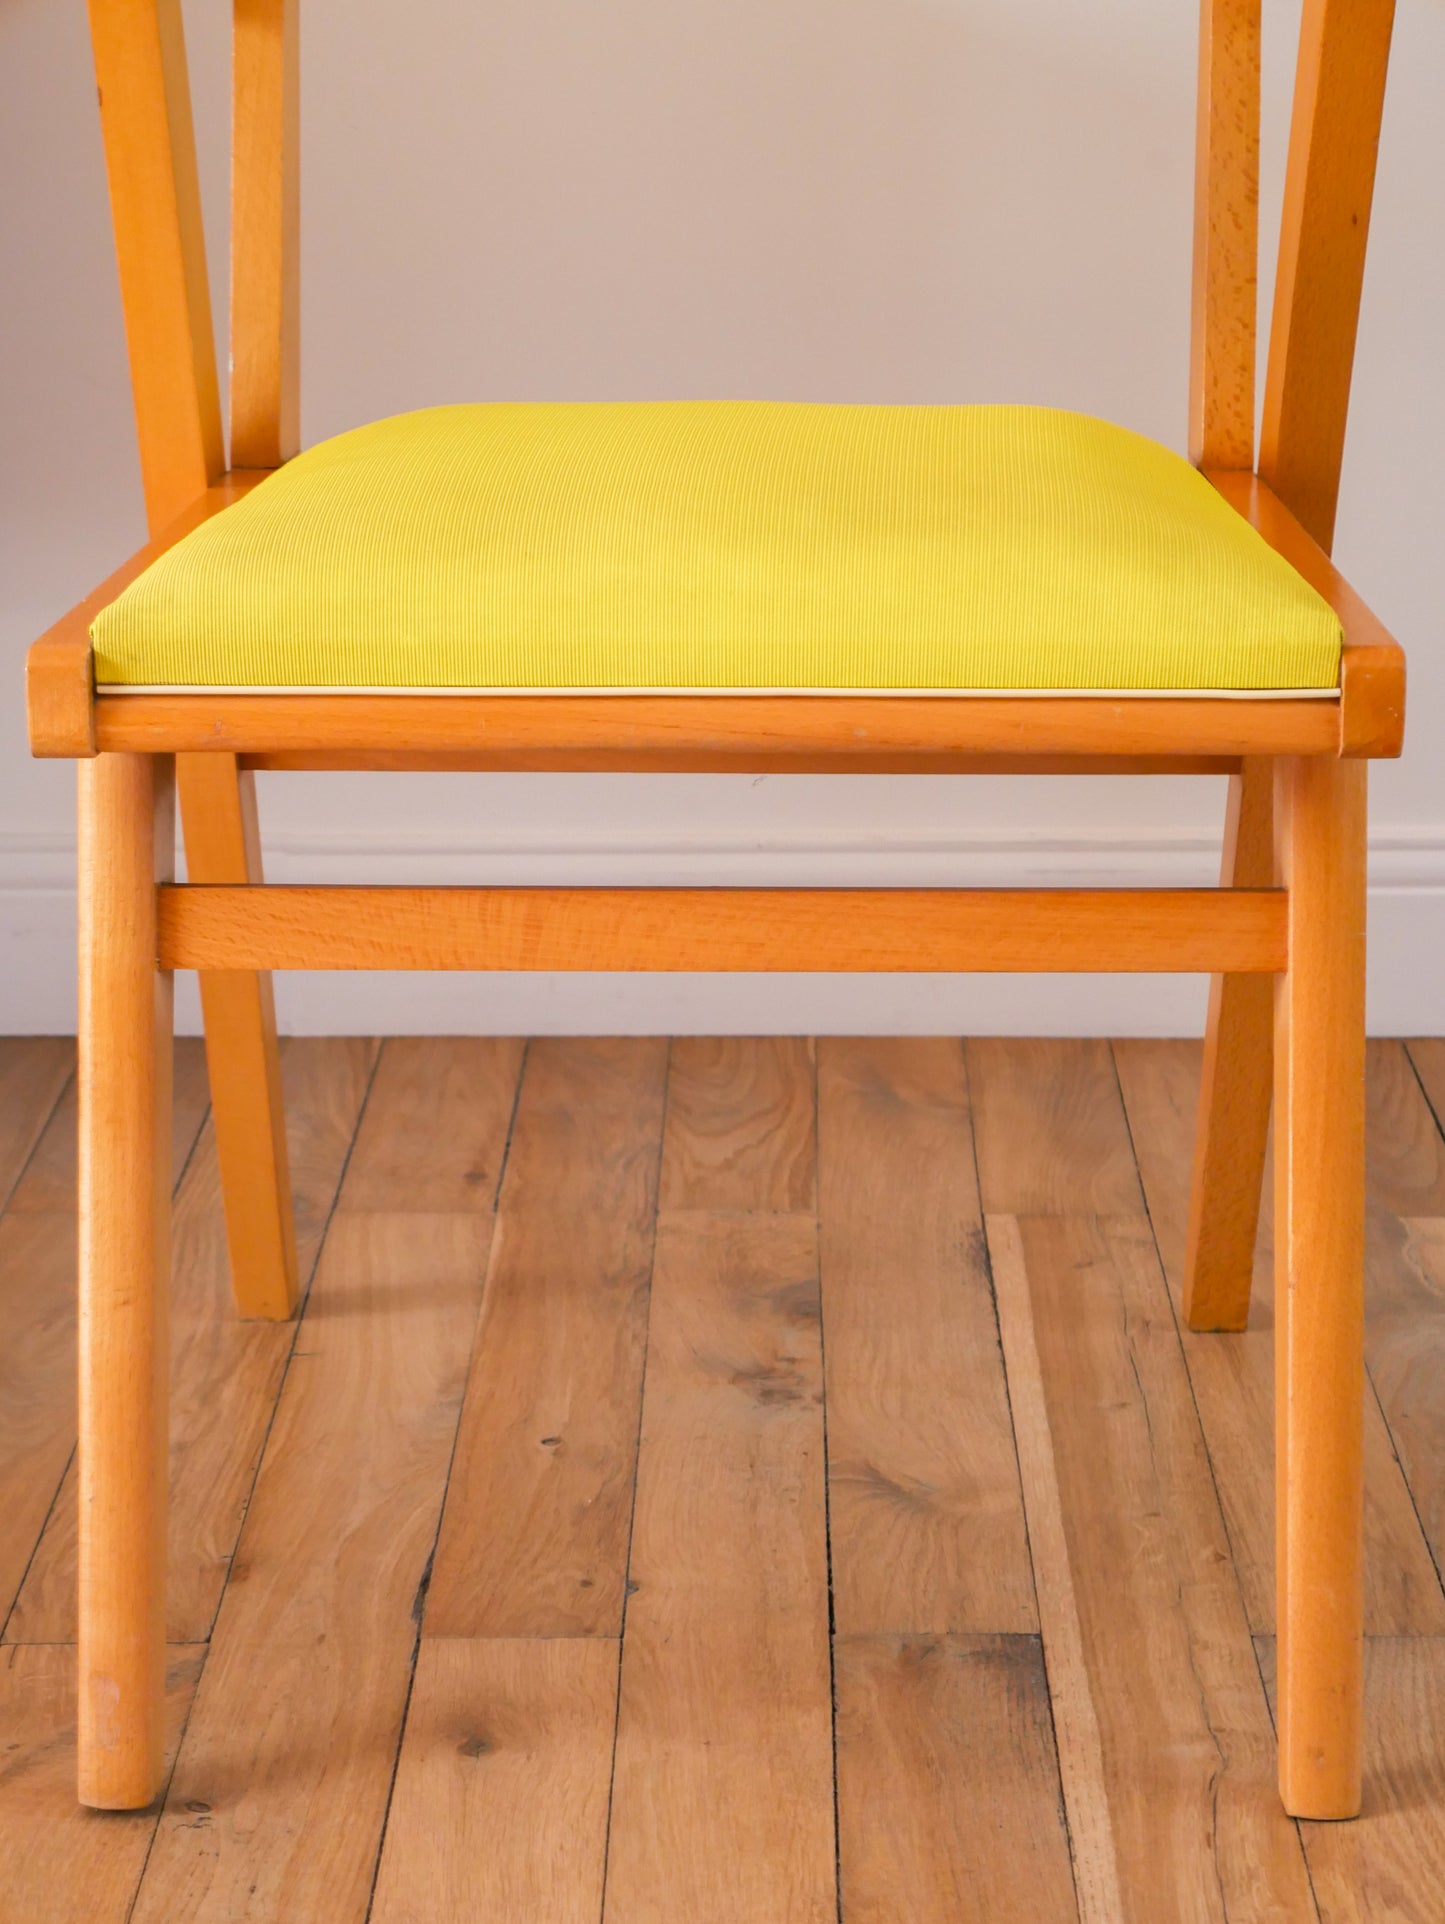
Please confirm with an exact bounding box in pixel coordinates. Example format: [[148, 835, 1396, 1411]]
[[1274, 754, 1367, 1820], [77, 754, 175, 1809], [179, 753, 298, 1320], [1183, 757, 1274, 1331]]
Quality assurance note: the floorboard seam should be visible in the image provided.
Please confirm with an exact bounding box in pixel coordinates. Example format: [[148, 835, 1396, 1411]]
[[196, 1038, 383, 1645], [361, 1240, 500, 1921], [359, 1036, 528, 1919], [488, 1035, 532, 1212], [1106, 1040, 1321, 1919], [594, 1035, 672, 1924], [959, 1041, 1083, 1916], [0, 1071, 210, 1647], [127, 1039, 385, 1922], [0, 1060, 72, 1219], [809, 1046, 845, 1924], [0, 1444, 76, 1647], [1381, 1046, 1445, 1603]]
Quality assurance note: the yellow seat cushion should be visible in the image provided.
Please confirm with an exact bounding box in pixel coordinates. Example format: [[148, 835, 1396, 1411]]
[[90, 401, 1342, 693]]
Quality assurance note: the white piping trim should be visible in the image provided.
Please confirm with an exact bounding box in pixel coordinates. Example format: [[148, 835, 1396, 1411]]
[[96, 682, 1341, 699]]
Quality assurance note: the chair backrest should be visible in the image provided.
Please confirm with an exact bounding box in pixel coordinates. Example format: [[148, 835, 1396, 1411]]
[[86, 0, 1395, 555]]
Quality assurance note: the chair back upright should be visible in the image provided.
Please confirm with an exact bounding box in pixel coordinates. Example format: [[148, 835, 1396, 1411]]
[[87, 0, 1395, 556]]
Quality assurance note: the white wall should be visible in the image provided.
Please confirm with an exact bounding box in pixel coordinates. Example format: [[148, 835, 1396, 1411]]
[[3, 0, 1442, 1036]]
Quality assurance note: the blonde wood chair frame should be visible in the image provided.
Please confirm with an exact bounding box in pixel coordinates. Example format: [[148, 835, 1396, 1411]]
[[26, 0, 1403, 1818]]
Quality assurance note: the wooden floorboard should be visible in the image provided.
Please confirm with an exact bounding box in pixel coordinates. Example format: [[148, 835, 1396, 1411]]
[[817, 1036, 1035, 1635], [6, 1038, 378, 1642], [4, 1029, 1445, 1920], [334, 1036, 526, 1214], [3, 1038, 211, 1216], [0, 1215, 79, 1630], [369, 1637, 619, 1924], [988, 1210, 1316, 1921], [604, 1210, 836, 1924], [1113, 1039, 1445, 1635], [1366, 1215, 1445, 1588], [0, 1038, 73, 1212], [425, 1036, 668, 1638], [0, 1040, 211, 1635], [1258, 1636, 1445, 1922], [129, 1211, 491, 1923], [659, 1035, 817, 1212], [1406, 1038, 1445, 1141], [968, 1037, 1146, 1217], [835, 1632, 1077, 1924], [0, 1644, 203, 1924]]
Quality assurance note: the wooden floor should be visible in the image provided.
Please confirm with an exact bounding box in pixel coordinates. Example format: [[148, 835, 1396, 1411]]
[[3, 1036, 1445, 1921]]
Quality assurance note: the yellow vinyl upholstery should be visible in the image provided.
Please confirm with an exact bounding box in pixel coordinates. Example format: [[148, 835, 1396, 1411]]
[[90, 401, 1342, 693]]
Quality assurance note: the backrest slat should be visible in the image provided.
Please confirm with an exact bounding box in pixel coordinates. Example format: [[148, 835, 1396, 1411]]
[[1190, 0, 1261, 470], [231, 0, 300, 469], [1260, 0, 1396, 554], [88, 0, 224, 535]]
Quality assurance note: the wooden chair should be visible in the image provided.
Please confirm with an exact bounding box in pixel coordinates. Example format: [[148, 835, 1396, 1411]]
[[26, 0, 1403, 1819]]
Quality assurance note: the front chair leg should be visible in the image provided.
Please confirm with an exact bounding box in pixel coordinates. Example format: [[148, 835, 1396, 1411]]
[[1274, 754, 1367, 1819], [77, 753, 175, 1809]]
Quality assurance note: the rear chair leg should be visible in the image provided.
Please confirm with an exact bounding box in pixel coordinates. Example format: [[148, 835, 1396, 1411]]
[[1274, 754, 1367, 1819], [179, 753, 298, 1320], [1183, 757, 1274, 1331], [77, 754, 175, 1809]]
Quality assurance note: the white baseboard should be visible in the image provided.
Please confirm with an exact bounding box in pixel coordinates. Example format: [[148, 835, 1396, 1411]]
[[3, 824, 1442, 1035]]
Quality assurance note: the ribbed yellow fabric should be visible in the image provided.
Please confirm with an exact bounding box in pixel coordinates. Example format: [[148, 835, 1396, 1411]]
[[90, 402, 1342, 692]]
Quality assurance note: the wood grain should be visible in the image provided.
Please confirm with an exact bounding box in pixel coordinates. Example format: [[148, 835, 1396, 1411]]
[[7, 1039, 378, 1643], [604, 1211, 836, 1924], [425, 1038, 667, 1637], [1364, 1217, 1445, 1596], [179, 753, 298, 1319], [0, 1644, 202, 1924], [6, 1029, 1445, 1903], [156, 883, 1290, 976], [1113, 1038, 1445, 1639], [1208, 471, 1406, 756], [1259, 1636, 1445, 1921], [0, 1044, 211, 1635], [988, 1211, 1316, 1919], [5, 1039, 209, 1215], [337, 1036, 526, 1214], [75, 752, 174, 1807], [1365, 1041, 1445, 1220], [660, 1037, 816, 1212], [230, 0, 299, 469], [1273, 753, 1367, 1816], [1184, 754, 1274, 1330], [369, 1638, 618, 1924], [835, 1634, 1078, 1924], [95, 691, 1343, 762], [1356, 1043, 1445, 1590], [1405, 1040, 1445, 1152], [27, 475, 266, 760], [1190, 0, 1261, 469], [25, 629, 96, 760], [817, 1037, 1035, 1635], [246, 749, 1246, 775], [85, 0, 223, 533], [0, 1216, 81, 1629], [129, 1212, 490, 1922], [0, 1041, 72, 1212], [968, 1037, 1146, 1217], [1260, 0, 1397, 553]]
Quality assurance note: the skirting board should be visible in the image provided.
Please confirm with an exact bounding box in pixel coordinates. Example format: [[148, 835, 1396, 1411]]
[[1, 824, 1442, 1035]]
